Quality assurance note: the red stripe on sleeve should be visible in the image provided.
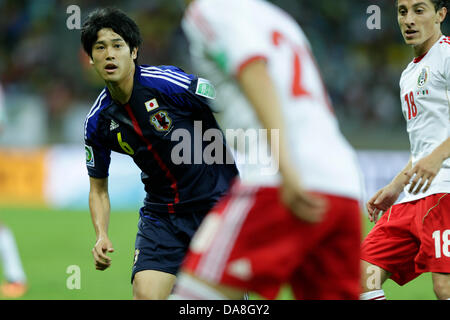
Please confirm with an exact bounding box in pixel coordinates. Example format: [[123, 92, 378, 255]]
[[236, 55, 268, 78]]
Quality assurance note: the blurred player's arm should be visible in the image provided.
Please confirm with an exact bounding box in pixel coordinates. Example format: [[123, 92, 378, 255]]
[[0, 110, 4, 133], [237, 59, 326, 223], [0, 88, 5, 134], [89, 176, 114, 270]]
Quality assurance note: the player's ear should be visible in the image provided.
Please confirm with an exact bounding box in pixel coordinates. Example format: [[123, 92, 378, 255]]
[[437, 7, 447, 23], [89, 53, 95, 65], [131, 47, 138, 60]]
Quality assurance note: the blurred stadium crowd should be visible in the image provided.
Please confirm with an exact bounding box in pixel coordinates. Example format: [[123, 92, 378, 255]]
[[0, 0, 448, 148]]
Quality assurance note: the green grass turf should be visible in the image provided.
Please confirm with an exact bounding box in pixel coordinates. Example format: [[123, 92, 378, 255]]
[[0, 208, 436, 300], [0, 206, 139, 299]]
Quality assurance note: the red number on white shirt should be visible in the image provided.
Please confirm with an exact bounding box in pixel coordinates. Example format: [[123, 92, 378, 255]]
[[404, 91, 418, 120], [271, 30, 334, 114], [272, 30, 310, 98]]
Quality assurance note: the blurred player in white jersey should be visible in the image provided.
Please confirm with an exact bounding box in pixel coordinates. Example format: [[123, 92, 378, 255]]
[[0, 84, 28, 298], [0, 85, 4, 134], [361, 0, 450, 300], [173, 0, 364, 299]]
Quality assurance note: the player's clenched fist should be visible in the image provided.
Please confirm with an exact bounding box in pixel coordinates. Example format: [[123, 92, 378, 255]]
[[92, 237, 114, 271]]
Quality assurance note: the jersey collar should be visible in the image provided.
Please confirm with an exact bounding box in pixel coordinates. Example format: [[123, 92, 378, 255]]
[[413, 35, 445, 64]]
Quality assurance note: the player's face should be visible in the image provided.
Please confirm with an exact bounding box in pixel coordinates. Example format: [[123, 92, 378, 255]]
[[397, 0, 446, 53], [90, 28, 137, 83]]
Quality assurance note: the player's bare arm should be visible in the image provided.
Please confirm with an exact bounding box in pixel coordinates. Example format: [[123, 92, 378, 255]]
[[89, 176, 114, 270], [408, 137, 450, 194], [367, 158, 412, 223], [237, 59, 327, 223]]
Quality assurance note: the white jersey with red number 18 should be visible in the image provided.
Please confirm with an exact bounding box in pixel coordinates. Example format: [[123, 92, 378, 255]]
[[182, 0, 363, 201], [398, 35, 450, 204]]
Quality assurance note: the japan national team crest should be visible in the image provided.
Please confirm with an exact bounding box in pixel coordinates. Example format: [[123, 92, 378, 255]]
[[150, 110, 172, 132], [417, 67, 429, 87]]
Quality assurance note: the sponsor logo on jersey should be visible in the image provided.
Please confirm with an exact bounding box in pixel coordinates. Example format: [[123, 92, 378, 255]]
[[195, 78, 216, 99], [145, 98, 159, 112], [110, 119, 119, 131], [417, 67, 429, 87], [85, 145, 95, 167], [150, 110, 172, 132]]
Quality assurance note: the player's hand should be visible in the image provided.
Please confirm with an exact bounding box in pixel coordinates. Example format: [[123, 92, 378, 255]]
[[280, 172, 328, 223], [92, 237, 114, 271], [366, 182, 403, 223], [407, 153, 443, 195]]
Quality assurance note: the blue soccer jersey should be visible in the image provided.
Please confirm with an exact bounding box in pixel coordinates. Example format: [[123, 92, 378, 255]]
[[84, 65, 238, 214]]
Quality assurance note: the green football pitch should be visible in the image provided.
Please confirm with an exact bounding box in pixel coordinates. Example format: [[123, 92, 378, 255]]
[[0, 206, 437, 300]]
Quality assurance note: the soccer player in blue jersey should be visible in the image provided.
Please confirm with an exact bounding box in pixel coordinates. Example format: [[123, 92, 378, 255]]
[[81, 8, 238, 300]]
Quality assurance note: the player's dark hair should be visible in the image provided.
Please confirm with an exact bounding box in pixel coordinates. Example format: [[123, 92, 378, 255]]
[[81, 7, 142, 63], [396, 0, 448, 11], [431, 0, 448, 10]]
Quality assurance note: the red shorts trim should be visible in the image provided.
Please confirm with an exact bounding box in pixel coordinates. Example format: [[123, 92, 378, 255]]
[[181, 182, 361, 299], [361, 193, 450, 286]]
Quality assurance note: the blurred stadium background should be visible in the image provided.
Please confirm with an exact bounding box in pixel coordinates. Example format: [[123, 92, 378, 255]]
[[0, 0, 448, 299]]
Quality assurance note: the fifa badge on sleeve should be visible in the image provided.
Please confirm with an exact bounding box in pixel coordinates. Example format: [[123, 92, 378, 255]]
[[85, 145, 95, 167], [195, 78, 216, 100]]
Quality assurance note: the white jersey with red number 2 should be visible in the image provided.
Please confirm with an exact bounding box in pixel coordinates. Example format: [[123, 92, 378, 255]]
[[398, 35, 450, 204], [182, 0, 363, 201]]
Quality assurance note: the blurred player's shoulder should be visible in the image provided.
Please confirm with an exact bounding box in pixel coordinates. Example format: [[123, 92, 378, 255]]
[[190, 0, 298, 23], [0, 83, 5, 126]]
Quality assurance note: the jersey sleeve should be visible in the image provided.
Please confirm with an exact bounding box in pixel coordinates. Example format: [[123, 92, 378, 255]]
[[183, 0, 270, 77], [139, 64, 216, 113], [84, 138, 111, 178], [186, 76, 217, 109], [84, 121, 111, 178], [167, 72, 217, 112]]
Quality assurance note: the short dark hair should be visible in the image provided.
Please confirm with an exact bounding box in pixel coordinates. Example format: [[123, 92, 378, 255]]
[[396, 0, 448, 11], [81, 7, 142, 62], [431, 0, 448, 10]]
